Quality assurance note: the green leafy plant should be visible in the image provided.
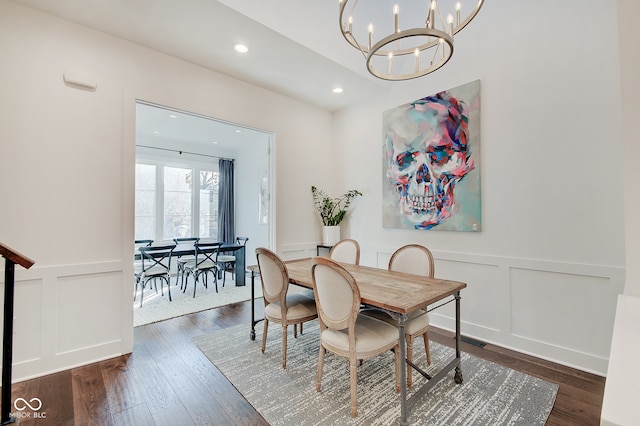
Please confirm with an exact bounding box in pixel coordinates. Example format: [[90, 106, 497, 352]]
[[311, 186, 363, 226]]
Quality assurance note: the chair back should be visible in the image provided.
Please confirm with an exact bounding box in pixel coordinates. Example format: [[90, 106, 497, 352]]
[[311, 257, 360, 332], [255, 247, 289, 306], [134, 239, 153, 261], [173, 237, 200, 249], [388, 244, 434, 277], [329, 239, 360, 265], [139, 244, 176, 272], [135, 239, 153, 248], [236, 237, 249, 246], [194, 241, 222, 267]]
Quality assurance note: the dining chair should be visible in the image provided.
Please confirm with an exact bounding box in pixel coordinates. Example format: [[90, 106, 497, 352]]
[[182, 241, 222, 297], [136, 244, 176, 308], [172, 237, 200, 289], [362, 244, 435, 387], [256, 247, 318, 369], [311, 256, 400, 418], [134, 239, 153, 289], [217, 236, 249, 286], [328, 238, 360, 265]]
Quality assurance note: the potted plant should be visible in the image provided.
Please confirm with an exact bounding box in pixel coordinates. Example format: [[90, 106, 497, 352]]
[[311, 186, 362, 245]]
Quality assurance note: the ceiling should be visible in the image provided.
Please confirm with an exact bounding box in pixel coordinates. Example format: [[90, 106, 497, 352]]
[[9, 0, 481, 151], [9, 0, 392, 112]]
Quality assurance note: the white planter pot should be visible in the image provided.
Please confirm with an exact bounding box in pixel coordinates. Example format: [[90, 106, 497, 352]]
[[322, 226, 341, 245]]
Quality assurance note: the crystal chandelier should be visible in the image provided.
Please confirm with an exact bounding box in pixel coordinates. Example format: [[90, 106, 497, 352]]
[[339, 0, 484, 81]]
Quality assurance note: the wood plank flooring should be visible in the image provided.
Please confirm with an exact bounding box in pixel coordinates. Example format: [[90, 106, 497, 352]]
[[9, 300, 604, 425]]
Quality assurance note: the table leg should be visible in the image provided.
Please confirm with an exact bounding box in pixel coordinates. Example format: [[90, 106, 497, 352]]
[[397, 314, 409, 426], [454, 291, 463, 384], [235, 246, 246, 287]]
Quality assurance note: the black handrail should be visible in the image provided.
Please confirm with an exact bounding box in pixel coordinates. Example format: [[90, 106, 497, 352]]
[[0, 243, 35, 425]]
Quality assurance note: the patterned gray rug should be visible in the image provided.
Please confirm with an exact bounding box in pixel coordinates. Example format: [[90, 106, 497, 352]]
[[193, 321, 558, 425]]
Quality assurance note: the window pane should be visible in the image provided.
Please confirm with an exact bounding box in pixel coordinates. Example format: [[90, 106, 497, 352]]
[[135, 164, 156, 240], [199, 170, 219, 238], [164, 166, 192, 239]]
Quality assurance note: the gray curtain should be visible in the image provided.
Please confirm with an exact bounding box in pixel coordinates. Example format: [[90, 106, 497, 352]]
[[218, 159, 235, 244]]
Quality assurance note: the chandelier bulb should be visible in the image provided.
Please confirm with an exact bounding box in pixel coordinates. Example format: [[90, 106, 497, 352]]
[[393, 5, 399, 33]]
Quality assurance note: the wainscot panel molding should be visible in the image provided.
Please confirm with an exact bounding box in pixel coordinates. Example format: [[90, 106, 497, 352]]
[[378, 248, 624, 376], [0, 261, 128, 382]]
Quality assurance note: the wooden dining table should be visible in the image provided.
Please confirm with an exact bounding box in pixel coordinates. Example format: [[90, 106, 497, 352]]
[[248, 257, 467, 425]]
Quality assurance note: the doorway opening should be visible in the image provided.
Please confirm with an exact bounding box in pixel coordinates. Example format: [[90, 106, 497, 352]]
[[133, 101, 272, 325]]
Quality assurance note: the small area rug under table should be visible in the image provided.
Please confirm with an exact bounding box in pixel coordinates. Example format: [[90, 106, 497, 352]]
[[193, 320, 558, 425]]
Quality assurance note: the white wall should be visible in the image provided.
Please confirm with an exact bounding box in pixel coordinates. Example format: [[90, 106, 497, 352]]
[[320, 0, 626, 375], [0, 0, 333, 380]]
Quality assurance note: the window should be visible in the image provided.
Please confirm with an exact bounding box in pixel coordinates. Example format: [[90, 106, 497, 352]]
[[199, 170, 219, 238], [163, 166, 193, 239], [135, 159, 218, 242], [135, 164, 156, 241]]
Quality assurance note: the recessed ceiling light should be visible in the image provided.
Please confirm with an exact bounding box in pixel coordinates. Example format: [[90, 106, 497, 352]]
[[235, 129, 242, 133], [212, 141, 218, 145], [169, 114, 177, 119], [234, 44, 249, 53], [153, 130, 160, 134], [332, 87, 344, 94]]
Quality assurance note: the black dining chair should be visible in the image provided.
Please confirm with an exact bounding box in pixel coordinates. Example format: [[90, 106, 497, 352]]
[[135, 244, 176, 308], [182, 241, 222, 297], [217, 237, 249, 287], [172, 237, 200, 289], [134, 239, 153, 289]]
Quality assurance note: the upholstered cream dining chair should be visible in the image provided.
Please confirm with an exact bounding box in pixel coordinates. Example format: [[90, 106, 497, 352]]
[[255, 247, 318, 368], [328, 238, 360, 265], [311, 256, 400, 418], [362, 244, 435, 387]]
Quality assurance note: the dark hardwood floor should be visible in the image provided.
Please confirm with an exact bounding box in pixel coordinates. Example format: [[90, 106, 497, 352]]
[[9, 300, 604, 425]]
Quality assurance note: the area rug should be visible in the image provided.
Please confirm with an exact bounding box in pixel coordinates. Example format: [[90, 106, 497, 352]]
[[193, 321, 558, 425], [134, 275, 262, 327]]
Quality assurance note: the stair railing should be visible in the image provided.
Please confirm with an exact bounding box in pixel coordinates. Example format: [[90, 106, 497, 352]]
[[0, 243, 35, 425]]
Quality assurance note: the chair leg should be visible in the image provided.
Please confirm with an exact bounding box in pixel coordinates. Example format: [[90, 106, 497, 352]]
[[261, 319, 269, 354], [222, 265, 226, 287], [424, 330, 431, 365], [193, 272, 199, 298], [350, 355, 358, 417], [166, 276, 172, 302], [281, 324, 288, 368], [407, 334, 414, 388], [316, 345, 325, 392], [394, 343, 401, 393], [139, 279, 145, 308], [293, 324, 298, 338]]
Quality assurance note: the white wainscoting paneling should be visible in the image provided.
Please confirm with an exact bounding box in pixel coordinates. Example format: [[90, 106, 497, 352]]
[[0, 261, 128, 381]]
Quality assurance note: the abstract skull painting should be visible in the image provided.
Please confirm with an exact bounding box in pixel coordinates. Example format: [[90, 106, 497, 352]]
[[382, 80, 481, 231]]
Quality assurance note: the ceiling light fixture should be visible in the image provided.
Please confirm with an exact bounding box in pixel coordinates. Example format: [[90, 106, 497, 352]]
[[169, 114, 178, 119], [338, 0, 483, 81], [234, 43, 249, 53], [332, 87, 344, 94]]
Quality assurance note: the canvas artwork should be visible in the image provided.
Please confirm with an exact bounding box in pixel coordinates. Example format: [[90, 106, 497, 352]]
[[382, 80, 481, 231]]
